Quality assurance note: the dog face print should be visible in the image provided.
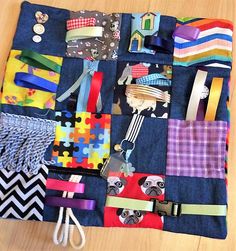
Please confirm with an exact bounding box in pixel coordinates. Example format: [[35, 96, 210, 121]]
[[138, 175, 165, 196], [116, 208, 145, 225], [107, 176, 127, 195]]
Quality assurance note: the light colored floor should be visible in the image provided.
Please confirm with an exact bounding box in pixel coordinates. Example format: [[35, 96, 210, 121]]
[[0, 0, 235, 250]]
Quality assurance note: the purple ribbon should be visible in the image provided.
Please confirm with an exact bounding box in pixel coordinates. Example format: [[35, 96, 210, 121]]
[[45, 196, 96, 210], [173, 25, 200, 41]]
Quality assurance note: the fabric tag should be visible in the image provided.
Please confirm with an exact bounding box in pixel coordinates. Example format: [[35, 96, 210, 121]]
[[66, 10, 121, 60], [1, 50, 63, 110], [112, 62, 172, 118], [128, 12, 161, 54], [0, 164, 48, 221], [173, 18, 233, 68], [166, 119, 227, 179], [104, 172, 165, 228], [52, 111, 111, 171]]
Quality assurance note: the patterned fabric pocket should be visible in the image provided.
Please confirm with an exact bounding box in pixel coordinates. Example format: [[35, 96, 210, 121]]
[[112, 61, 172, 118], [0, 164, 48, 221], [173, 18, 233, 68], [66, 10, 121, 60], [104, 172, 165, 229], [1, 50, 63, 110], [166, 119, 227, 179], [51, 111, 111, 173]]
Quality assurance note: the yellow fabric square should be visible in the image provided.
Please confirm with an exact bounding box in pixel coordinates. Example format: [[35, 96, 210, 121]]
[[1, 50, 63, 110]]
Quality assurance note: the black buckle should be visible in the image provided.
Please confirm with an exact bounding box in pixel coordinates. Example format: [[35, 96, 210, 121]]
[[151, 199, 181, 217]]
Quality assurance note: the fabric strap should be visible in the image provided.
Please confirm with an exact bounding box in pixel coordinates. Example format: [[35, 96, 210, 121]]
[[46, 178, 85, 193], [45, 196, 96, 210], [205, 77, 224, 121], [14, 72, 58, 93], [186, 70, 208, 120], [144, 35, 173, 54], [65, 27, 103, 42], [86, 72, 103, 113], [19, 50, 61, 74], [125, 114, 145, 143], [106, 196, 227, 216], [67, 17, 96, 30]]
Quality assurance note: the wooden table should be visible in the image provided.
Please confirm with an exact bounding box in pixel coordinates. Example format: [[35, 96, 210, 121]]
[[0, 0, 235, 250]]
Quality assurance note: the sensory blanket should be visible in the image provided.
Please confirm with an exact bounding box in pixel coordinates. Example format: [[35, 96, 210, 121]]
[[0, 1, 233, 248]]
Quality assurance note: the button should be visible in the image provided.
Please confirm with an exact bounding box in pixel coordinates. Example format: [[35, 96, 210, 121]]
[[114, 144, 122, 152], [33, 24, 45, 35], [32, 35, 42, 43], [35, 11, 49, 24], [200, 86, 209, 99]]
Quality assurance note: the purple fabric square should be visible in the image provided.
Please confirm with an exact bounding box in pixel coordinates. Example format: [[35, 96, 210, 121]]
[[166, 119, 227, 179]]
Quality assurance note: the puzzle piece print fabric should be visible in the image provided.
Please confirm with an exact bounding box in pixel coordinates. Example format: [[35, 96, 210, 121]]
[[105, 172, 165, 229], [1, 50, 63, 110], [112, 62, 172, 118], [52, 111, 111, 171]]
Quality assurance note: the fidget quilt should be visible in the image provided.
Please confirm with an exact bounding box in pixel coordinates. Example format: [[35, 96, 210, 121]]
[[0, 1, 233, 249]]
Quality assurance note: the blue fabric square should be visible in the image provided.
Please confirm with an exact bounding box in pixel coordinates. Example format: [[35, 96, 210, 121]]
[[43, 172, 106, 226], [118, 14, 176, 64], [13, 1, 69, 57], [170, 66, 230, 121], [111, 114, 167, 174], [164, 176, 227, 239]]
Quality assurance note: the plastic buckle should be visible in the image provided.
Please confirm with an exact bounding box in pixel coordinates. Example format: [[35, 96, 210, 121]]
[[151, 199, 181, 217]]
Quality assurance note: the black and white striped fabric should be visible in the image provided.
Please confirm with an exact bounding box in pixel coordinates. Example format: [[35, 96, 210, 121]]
[[0, 165, 48, 221]]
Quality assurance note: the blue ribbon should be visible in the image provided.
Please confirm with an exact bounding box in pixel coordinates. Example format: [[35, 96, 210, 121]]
[[14, 72, 58, 93], [144, 35, 173, 54]]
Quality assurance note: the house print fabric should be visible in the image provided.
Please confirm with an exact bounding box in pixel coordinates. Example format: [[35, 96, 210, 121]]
[[0, 0, 233, 244], [129, 12, 161, 54]]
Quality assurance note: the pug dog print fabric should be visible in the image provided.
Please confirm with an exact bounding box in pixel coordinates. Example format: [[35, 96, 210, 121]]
[[112, 62, 172, 118], [104, 173, 165, 229], [66, 10, 121, 60]]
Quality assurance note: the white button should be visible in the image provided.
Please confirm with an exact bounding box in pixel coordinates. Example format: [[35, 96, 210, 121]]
[[200, 86, 209, 99], [33, 24, 45, 35], [32, 35, 42, 43]]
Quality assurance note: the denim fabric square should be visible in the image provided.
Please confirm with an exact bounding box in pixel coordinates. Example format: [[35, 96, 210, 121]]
[[43, 171, 106, 226], [170, 66, 230, 121], [13, 1, 69, 57], [112, 61, 172, 118], [111, 115, 168, 174], [164, 176, 227, 239], [166, 119, 227, 179]]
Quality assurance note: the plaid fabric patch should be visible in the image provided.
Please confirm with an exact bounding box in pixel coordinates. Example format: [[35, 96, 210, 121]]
[[66, 17, 96, 30], [166, 119, 227, 179]]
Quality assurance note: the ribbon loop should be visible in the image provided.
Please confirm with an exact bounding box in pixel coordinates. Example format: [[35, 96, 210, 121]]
[[66, 27, 104, 42]]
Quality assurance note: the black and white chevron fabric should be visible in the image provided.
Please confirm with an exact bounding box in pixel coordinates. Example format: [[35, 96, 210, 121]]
[[0, 165, 48, 221]]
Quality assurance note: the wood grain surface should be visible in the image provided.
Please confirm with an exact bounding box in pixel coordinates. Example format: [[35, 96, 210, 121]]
[[0, 0, 235, 250]]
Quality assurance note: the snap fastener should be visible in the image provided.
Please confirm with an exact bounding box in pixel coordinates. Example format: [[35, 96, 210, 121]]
[[33, 23, 45, 35], [32, 35, 42, 43], [200, 86, 209, 99]]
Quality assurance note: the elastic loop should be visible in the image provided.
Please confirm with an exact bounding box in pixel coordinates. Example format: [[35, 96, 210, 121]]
[[144, 35, 173, 54], [19, 50, 61, 74]]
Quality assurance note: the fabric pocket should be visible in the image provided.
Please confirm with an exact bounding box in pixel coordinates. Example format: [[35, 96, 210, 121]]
[[0, 164, 48, 221], [1, 50, 63, 110], [112, 61, 172, 118], [51, 111, 111, 174], [166, 119, 227, 179], [173, 18, 233, 68]]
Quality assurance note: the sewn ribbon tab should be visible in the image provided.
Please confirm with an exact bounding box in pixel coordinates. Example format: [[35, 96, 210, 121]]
[[86, 72, 103, 113], [46, 178, 85, 193], [45, 196, 96, 210], [144, 35, 173, 54], [14, 72, 58, 93], [67, 17, 96, 30], [186, 70, 208, 120], [19, 50, 61, 73], [173, 25, 200, 40], [65, 27, 104, 42], [205, 77, 223, 121]]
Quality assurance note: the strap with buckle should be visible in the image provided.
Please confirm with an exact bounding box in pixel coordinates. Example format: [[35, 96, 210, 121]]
[[151, 199, 181, 217]]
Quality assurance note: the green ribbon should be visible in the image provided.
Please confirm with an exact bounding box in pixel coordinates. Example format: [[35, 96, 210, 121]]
[[106, 196, 227, 217], [19, 50, 61, 74]]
